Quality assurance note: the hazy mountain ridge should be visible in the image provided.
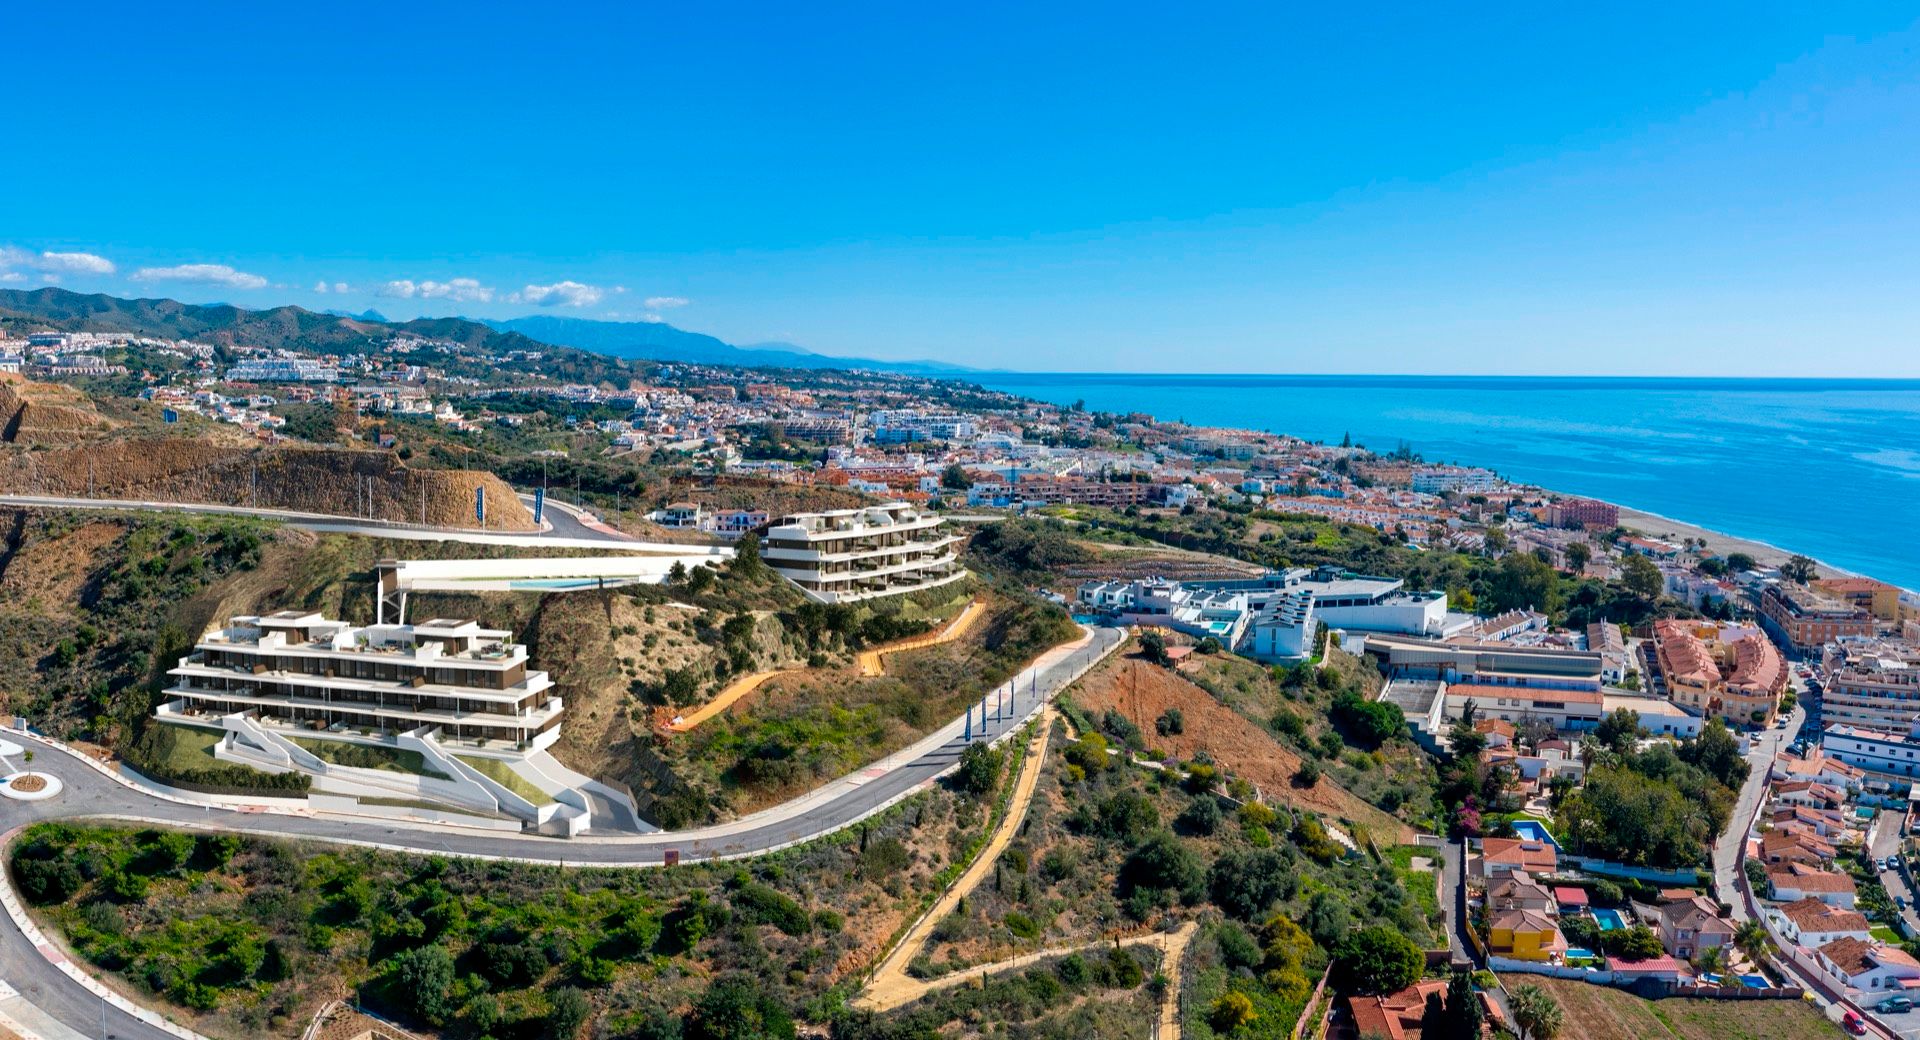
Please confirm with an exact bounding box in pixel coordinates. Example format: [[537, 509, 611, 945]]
[[486, 314, 971, 373]]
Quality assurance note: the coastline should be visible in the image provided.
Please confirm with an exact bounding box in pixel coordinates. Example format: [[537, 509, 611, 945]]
[[1610, 503, 1868, 584]]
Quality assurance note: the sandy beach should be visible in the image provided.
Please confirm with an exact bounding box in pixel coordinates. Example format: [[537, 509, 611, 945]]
[[1613, 504, 1864, 582]]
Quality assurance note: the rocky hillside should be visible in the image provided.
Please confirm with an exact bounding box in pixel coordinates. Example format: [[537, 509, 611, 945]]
[[0, 438, 535, 530]]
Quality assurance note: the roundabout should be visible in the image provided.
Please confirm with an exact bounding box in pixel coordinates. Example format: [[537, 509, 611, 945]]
[[0, 770, 61, 801]]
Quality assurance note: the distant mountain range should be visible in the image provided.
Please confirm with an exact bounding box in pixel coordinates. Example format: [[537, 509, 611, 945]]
[[0, 287, 545, 357], [0, 287, 968, 375], [485, 315, 970, 374]]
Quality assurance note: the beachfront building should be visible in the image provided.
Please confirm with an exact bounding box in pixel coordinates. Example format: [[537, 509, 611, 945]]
[[161, 611, 563, 751], [1544, 497, 1620, 530], [761, 502, 966, 602], [1819, 636, 1920, 734], [1411, 466, 1501, 494], [1757, 582, 1875, 656], [1812, 577, 1909, 623]]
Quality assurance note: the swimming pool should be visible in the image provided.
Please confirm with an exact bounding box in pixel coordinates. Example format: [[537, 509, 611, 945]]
[[1740, 973, 1771, 989], [1592, 908, 1628, 931], [1564, 947, 1597, 962], [1510, 819, 1560, 847]]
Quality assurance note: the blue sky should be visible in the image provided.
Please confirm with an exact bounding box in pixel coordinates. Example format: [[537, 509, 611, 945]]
[[4, 3, 1919, 375]]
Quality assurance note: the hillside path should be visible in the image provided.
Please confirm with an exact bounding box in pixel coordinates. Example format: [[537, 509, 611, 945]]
[[858, 707, 1055, 1011], [862, 921, 1199, 1014], [856, 598, 987, 677], [1155, 919, 1197, 1040], [664, 668, 802, 733]]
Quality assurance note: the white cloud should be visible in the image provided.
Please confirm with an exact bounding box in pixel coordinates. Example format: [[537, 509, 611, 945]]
[[379, 277, 493, 303], [0, 246, 117, 279], [132, 263, 269, 290], [0, 271, 23, 283], [313, 280, 330, 293], [37, 251, 116, 275], [513, 281, 606, 308], [644, 295, 690, 310], [641, 312, 665, 323], [333, 282, 351, 294]]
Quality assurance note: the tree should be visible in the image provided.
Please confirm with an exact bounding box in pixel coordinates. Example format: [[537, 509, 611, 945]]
[[1442, 971, 1483, 1039], [1335, 926, 1424, 994], [1594, 707, 1643, 754], [1782, 554, 1819, 583], [1156, 708, 1185, 737], [940, 462, 972, 490], [1488, 552, 1559, 612], [1564, 541, 1592, 572], [687, 975, 796, 1040], [386, 944, 455, 1026], [1509, 983, 1564, 1040], [1207, 848, 1295, 919], [1617, 924, 1665, 960], [1121, 832, 1205, 903], [1726, 552, 1757, 573], [1621, 553, 1663, 601], [1210, 991, 1257, 1032], [1735, 919, 1771, 966], [1678, 719, 1749, 790], [1138, 631, 1170, 665], [954, 742, 1002, 797]]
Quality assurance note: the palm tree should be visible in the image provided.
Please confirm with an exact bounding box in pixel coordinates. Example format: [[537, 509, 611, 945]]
[[1509, 982, 1565, 1040], [1695, 942, 1730, 980], [1735, 919, 1771, 969]]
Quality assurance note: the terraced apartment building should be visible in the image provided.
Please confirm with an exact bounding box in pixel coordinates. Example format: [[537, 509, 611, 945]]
[[761, 502, 966, 602], [161, 610, 563, 752]]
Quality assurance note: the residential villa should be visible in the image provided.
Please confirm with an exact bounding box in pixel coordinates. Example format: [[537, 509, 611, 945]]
[[1652, 895, 1734, 961], [1775, 898, 1873, 949], [1345, 979, 1450, 1040], [760, 503, 966, 602], [1488, 872, 1556, 913], [1768, 862, 1859, 908], [1814, 938, 1920, 995], [1488, 907, 1567, 962], [1479, 837, 1559, 877]]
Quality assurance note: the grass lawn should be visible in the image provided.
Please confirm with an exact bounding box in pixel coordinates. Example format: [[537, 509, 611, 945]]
[[153, 724, 225, 773], [1521, 974, 1842, 1040], [1872, 925, 1903, 943], [1382, 845, 1442, 922], [455, 755, 551, 804], [290, 737, 448, 778]]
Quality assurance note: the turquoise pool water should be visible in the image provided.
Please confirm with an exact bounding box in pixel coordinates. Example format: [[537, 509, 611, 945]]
[[1510, 819, 1559, 846], [1593, 908, 1627, 931]]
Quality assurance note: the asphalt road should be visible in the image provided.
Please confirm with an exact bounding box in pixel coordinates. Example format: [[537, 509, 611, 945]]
[[1715, 705, 1803, 918], [0, 626, 1124, 1039]]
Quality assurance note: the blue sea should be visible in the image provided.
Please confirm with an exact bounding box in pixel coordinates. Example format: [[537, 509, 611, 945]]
[[967, 374, 1920, 592]]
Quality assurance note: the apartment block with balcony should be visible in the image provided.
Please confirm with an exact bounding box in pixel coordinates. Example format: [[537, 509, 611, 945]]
[[161, 610, 563, 753], [761, 503, 966, 603], [1820, 636, 1920, 734], [1757, 582, 1875, 656], [1652, 618, 1786, 725]]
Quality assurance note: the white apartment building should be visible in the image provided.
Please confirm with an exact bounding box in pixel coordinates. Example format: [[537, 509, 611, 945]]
[[761, 503, 966, 602], [1823, 723, 1920, 781], [162, 611, 563, 752], [1411, 466, 1502, 494], [1820, 637, 1920, 734], [226, 357, 342, 383]]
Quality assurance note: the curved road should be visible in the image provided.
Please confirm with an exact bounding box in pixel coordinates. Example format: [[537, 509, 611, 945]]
[[0, 493, 718, 554], [0, 626, 1124, 1040]]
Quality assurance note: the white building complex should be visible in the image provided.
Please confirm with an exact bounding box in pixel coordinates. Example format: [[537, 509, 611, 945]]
[[1819, 637, 1920, 734], [762, 503, 967, 602], [156, 611, 634, 835]]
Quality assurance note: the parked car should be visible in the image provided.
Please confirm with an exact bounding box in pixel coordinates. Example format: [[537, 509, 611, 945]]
[[1876, 995, 1913, 1014]]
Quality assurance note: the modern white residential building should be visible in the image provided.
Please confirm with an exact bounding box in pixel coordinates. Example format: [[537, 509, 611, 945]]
[[1077, 578, 1254, 648], [761, 502, 966, 602], [1820, 637, 1920, 734], [225, 357, 342, 383], [162, 611, 563, 751], [1246, 588, 1318, 660], [1822, 723, 1920, 781]]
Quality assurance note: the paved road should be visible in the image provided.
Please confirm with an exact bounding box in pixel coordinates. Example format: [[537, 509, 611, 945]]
[[0, 493, 683, 552], [0, 627, 1124, 1039], [1715, 706, 1801, 919]]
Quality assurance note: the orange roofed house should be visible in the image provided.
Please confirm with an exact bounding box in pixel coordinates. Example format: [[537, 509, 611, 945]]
[[1478, 837, 1558, 878], [1345, 979, 1449, 1040]]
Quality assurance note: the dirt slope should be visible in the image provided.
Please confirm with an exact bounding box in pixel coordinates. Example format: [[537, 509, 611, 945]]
[[0, 438, 534, 529], [0, 374, 118, 445], [1075, 654, 1411, 841]]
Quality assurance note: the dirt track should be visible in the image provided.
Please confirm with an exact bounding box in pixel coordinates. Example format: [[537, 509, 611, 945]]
[[855, 598, 987, 677], [1075, 655, 1411, 841]]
